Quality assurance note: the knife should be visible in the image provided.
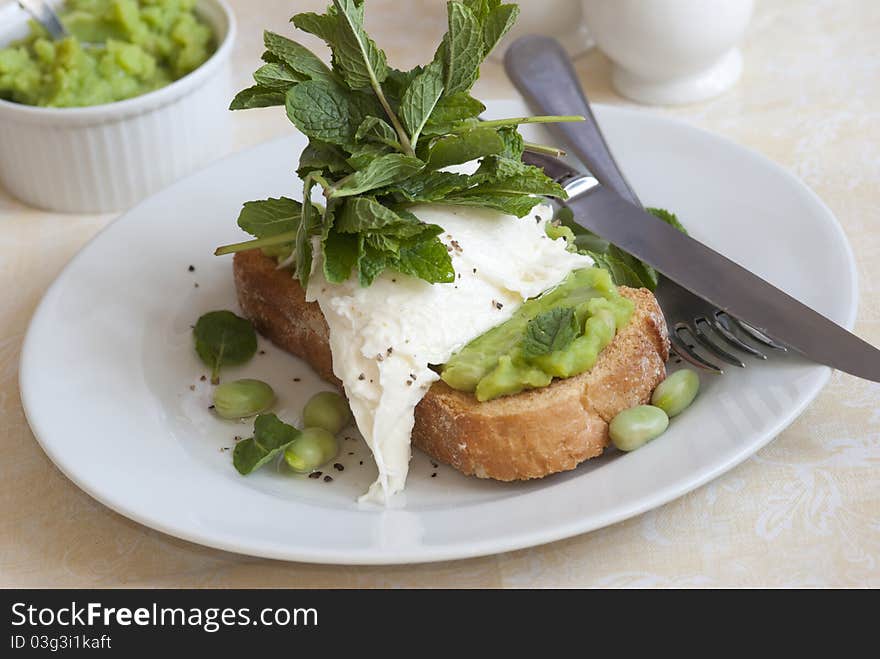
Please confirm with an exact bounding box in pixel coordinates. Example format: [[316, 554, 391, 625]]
[[506, 36, 880, 383]]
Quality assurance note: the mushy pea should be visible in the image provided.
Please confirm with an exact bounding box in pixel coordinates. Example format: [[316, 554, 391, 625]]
[[0, 0, 214, 108], [441, 267, 635, 401]]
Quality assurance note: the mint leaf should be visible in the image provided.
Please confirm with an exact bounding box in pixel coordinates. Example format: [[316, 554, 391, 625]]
[[329, 0, 389, 90], [425, 92, 485, 128], [295, 178, 324, 289], [590, 246, 658, 290], [356, 238, 390, 286], [229, 85, 285, 110], [443, 2, 484, 96], [264, 31, 336, 84], [290, 11, 337, 42], [220, 0, 601, 290], [233, 414, 301, 475], [285, 80, 364, 146], [365, 232, 402, 254], [522, 307, 579, 359], [261, 50, 282, 64], [253, 62, 305, 89], [355, 116, 399, 147], [482, 4, 519, 55], [346, 142, 394, 170], [497, 126, 524, 159], [385, 170, 473, 202], [400, 61, 444, 145], [382, 66, 424, 105], [323, 229, 359, 283], [463, 0, 499, 22], [329, 154, 424, 198], [426, 126, 505, 168], [237, 197, 303, 238], [297, 140, 351, 179], [442, 194, 541, 218], [193, 311, 258, 384], [470, 158, 566, 197], [648, 207, 688, 234], [336, 197, 425, 236], [394, 234, 455, 283]]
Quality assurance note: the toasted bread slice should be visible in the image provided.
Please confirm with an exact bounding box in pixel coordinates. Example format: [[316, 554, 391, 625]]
[[233, 250, 670, 481]]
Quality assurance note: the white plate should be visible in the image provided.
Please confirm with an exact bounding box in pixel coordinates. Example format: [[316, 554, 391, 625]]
[[20, 101, 857, 564]]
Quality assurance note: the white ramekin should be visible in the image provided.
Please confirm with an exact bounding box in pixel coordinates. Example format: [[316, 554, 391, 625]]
[[0, 0, 236, 213], [581, 0, 753, 105]]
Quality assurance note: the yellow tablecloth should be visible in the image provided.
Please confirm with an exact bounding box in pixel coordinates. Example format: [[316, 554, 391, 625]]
[[2, 0, 878, 587]]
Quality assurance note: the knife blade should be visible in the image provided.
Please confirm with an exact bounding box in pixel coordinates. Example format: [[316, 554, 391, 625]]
[[557, 178, 879, 382]]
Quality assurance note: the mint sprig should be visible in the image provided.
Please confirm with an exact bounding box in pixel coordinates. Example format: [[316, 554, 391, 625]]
[[217, 1, 584, 288]]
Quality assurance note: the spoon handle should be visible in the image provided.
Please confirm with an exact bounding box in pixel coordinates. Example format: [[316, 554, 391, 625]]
[[18, 0, 69, 41]]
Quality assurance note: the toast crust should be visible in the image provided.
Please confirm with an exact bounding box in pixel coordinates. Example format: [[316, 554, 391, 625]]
[[233, 250, 669, 481]]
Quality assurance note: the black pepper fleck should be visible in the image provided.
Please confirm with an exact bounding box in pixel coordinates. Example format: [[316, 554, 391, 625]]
[[259, 349, 266, 355], [189, 385, 195, 391], [309, 471, 322, 479], [431, 461, 438, 468], [387, 347, 393, 355], [348, 451, 354, 456], [188, 265, 195, 272], [234, 436, 242, 442], [359, 461, 364, 465], [323, 475, 333, 483], [200, 375, 206, 382], [431, 473, 437, 478], [472, 268, 477, 274], [194, 282, 199, 288], [208, 405, 215, 410], [293, 377, 301, 382], [358, 373, 365, 380], [333, 463, 344, 472]]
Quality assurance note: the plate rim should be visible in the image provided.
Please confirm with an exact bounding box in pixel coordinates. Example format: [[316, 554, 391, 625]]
[[18, 103, 859, 564]]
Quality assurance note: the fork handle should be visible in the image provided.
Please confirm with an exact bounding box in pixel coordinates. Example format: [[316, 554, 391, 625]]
[[504, 35, 642, 208]]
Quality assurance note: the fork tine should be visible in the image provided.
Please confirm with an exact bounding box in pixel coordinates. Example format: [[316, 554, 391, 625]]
[[690, 321, 745, 368], [709, 316, 767, 359], [671, 329, 724, 374], [729, 316, 788, 351]]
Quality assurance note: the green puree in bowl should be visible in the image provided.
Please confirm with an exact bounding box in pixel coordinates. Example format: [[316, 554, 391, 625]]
[[0, 0, 214, 108]]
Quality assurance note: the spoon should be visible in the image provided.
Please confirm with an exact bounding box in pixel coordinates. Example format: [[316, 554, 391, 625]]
[[18, 0, 69, 41]]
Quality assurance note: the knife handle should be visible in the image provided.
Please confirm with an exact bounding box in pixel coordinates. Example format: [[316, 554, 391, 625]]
[[504, 35, 642, 207]]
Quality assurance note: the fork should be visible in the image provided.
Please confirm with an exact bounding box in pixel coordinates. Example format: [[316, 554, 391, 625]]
[[506, 36, 787, 373]]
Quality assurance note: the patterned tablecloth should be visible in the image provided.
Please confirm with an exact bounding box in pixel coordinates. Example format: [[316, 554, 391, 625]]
[[2, 0, 878, 587]]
